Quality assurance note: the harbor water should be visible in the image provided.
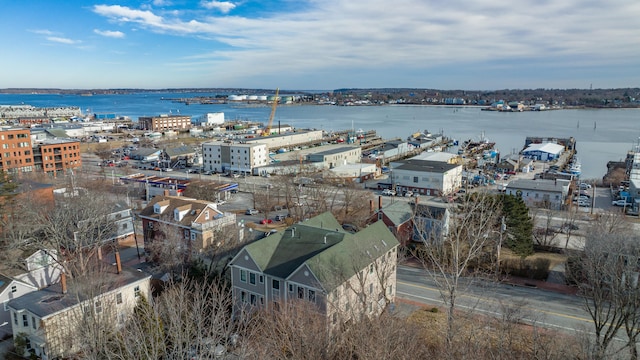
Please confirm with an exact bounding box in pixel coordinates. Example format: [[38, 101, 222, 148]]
[[1, 92, 639, 180]]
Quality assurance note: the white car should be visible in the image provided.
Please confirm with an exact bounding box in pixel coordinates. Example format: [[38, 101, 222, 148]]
[[404, 191, 414, 197], [612, 199, 632, 207], [382, 189, 396, 196]]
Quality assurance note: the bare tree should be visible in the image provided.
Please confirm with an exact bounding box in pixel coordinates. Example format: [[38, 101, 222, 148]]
[[144, 219, 192, 278], [414, 192, 501, 355], [567, 215, 636, 360]]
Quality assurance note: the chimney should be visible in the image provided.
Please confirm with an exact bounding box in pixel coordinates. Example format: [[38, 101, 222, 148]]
[[115, 251, 122, 274], [369, 199, 374, 214], [164, 189, 170, 196], [60, 272, 67, 294], [378, 196, 382, 210]]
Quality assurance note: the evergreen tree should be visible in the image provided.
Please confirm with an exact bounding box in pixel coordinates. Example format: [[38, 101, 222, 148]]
[[498, 194, 534, 258]]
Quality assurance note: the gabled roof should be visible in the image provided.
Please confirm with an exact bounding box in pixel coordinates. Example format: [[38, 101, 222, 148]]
[[522, 142, 564, 155], [164, 146, 196, 158], [377, 200, 448, 227], [138, 196, 223, 226], [7, 268, 150, 319], [130, 147, 162, 158], [239, 212, 399, 291], [378, 201, 413, 227]]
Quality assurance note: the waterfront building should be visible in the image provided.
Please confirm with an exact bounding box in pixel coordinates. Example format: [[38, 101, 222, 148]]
[[388, 159, 463, 196], [202, 141, 268, 174], [138, 114, 192, 132], [306, 145, 361, 169], [243, 130, 324, 151], [521, 143, 564, 162]]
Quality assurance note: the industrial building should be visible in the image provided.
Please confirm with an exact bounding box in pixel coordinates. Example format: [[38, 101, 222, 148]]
[[202, 141, 269, 174]]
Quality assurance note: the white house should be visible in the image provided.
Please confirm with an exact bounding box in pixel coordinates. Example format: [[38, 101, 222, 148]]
[[0, 275, 38, 339], [7, 261, 151, 359]]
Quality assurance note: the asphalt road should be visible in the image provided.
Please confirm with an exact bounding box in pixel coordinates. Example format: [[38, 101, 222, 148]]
[[396, 265, 628, 345]]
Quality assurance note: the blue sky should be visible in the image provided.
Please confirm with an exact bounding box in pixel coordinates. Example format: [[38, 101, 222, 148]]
[[2, 0, 639, 90]]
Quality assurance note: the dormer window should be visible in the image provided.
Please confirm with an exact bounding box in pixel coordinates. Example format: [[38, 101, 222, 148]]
[[204, 211, 210, 220], [153, 204, 161, 214]]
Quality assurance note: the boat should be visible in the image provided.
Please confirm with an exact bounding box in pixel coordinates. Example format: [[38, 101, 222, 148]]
[[568, 158, 582, 176]]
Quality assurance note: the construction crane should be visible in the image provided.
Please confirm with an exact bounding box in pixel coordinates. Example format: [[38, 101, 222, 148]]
[[263, 88, 279, 136]]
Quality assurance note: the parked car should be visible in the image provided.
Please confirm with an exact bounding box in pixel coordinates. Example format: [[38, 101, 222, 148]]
[[381, 189, 396, 196], [260, 219, 273, 224], [579, 183, 592, 190], [245, 209, 259, 215], [404, 191, 414, 197], [576, 200, 590, 207], [275, 214, 286, 221], [612, 199, 633, 207], [505, 170, 517, 175]]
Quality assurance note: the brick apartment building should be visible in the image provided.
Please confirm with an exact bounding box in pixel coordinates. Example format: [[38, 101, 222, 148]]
[[138, 115, 192, 132], [0, 128, 35, 173], [33, 139, 82, 176]]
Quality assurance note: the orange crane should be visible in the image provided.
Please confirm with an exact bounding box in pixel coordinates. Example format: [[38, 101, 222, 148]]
[[263, 88, 279, 136]]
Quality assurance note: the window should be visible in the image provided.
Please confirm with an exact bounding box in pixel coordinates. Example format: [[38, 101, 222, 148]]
[[13, 312, 17, 325], [308, 289, 316, 303], [241, 291, 247, 303], [289, 284, 294, 292], [249, 273, 256, 285], [298, 287, 304, 299], [190, 232, 196, 241], [95, 301, 102, 313], [369, 283, 374, 294], [3, 301, 7, 311], [116, 293, 123, 305], [413, 176, 419, 183], [370, 264, 373, 274], [240, 269, 247, 282], [259, 275, 264, 284], [388, 285, 393, 295], [23, 314, 28, 327], [272, 279, 280, 290], [32, 316, 37, 329], [134, 285, 140, 298], [250, 294, 256, 305]]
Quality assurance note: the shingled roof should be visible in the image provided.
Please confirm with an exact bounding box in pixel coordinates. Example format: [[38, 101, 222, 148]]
[[138, 196, 223, 226], [241, 212, 399, 291]]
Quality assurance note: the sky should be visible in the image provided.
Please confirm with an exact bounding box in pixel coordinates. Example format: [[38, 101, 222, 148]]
[[2, 0, 640, 90]]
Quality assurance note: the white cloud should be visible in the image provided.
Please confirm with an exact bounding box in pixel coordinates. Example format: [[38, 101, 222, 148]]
[[200, 1, 236, 14], [94, 29, 126, 38], [46, 36, 80, 45], [30, 29, 55, 36], [91, 0, 640, 88]]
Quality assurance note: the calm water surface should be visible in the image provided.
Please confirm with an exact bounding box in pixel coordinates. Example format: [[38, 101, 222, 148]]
[[1, 92, 638, 180]]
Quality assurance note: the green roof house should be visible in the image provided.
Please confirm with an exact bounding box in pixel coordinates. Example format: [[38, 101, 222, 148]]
[[229, 211, 399, 325]]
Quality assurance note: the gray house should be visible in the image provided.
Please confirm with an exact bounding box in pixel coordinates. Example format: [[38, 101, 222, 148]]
[[229, 212, 399, 325]]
